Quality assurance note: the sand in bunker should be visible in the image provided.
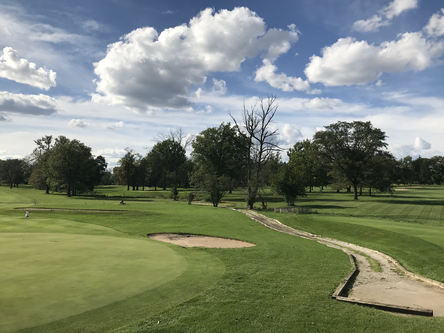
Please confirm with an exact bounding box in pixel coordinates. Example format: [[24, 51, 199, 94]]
[[148, 234, 255, 248]]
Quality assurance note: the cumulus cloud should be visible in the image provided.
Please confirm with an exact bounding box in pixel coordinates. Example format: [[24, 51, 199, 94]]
[[69, 119, 89, 128], [305, 32, 444, 86], [0, 47, 56, 89], [413, 137, 431, 150], [255, 59, 310, 92], [92, 7, 299, 112], [279, 123, 303, 145], [424, 9, 444, 37], [353, 0, 418, 32], [212, 78, 227, 95], [0, 91, 58, 115]]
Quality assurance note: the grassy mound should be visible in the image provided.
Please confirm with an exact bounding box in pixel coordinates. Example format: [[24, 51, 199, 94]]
[[0, 233, 186, 332]]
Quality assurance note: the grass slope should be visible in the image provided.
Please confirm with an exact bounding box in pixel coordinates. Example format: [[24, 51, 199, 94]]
[[2, 185, 444, 332], [1, 233, 186, 333]]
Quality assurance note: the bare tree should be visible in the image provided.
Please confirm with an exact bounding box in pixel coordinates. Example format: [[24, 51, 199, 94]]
[[230, 96, 281, 208], [155, 128, 194, 150]]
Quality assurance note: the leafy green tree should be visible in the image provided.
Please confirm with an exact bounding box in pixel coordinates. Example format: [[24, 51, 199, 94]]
[[0, 159, 24, 188], [46, 136, 106, 196], [271, 163, 306, 206], [29, 135, 54, 193], [313, 121, 388, 200], [430, 156, 444, 185], [398, 156, 414, 185], [192, 122, 247, 195], [192, 172, 231, 207], [147, 139, 187, 190], [363, 152, 397, 195], [117, 148, 141, 190]]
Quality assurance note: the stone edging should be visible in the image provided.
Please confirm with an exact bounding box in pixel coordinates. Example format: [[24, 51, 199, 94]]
[[331, 254, 433, 317], [236, 209, 436, 317]]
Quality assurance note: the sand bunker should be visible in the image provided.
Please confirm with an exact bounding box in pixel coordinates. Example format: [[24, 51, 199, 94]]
[[148, 233, 255, 248]]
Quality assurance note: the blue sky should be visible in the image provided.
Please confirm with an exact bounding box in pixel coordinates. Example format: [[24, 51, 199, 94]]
[[0, 0, 443, 166]]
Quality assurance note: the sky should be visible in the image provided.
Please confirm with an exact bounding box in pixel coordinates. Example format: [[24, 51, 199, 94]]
[[0, 0, 443, 167]]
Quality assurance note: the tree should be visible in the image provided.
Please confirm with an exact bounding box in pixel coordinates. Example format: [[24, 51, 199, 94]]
[[147, 139, 187, 190], [46, 136, 106, 196], [363, 152, 397, 195], [192, 122, 247, 194], [271, 163, 306, 206], [313, 121, 388, 200], [230, 96, 281, 208], [29, 135, 54, 193], [117, 148, 141, 190], [0, 159, 24, 188], [156, 128, 194, 150]]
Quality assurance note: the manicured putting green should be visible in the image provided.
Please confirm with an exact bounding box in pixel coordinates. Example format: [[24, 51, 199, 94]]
[[0, 233, 187, 333]]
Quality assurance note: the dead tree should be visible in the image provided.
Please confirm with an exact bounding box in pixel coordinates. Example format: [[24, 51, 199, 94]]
[[230, 96, 281, 209]]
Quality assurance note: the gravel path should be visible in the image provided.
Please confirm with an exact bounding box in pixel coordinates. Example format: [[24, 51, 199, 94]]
[[238, 209, 444, 316]]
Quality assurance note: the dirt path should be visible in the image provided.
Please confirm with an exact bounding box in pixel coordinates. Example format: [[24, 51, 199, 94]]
[[238, 209, 444, 316]]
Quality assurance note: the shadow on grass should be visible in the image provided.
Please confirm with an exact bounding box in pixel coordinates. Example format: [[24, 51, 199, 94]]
[[374, 199, 444, 205], [72, 196, 154, 202]]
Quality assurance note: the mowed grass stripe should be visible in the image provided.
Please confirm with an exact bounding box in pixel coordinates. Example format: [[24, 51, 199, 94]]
[[396, 203, 417, 220], [430, 205, 444, 223], [385, 202, 409, 218], [377, 202, 399, 216], [354, 201, 381, 216]]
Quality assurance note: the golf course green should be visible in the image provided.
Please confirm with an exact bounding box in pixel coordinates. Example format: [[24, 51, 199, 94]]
[[2, 184, 444, 332]]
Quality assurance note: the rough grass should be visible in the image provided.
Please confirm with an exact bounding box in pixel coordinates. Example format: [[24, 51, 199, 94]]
[[2, 185, 444, 332]]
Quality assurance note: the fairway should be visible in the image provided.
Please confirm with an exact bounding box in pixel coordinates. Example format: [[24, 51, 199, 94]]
[[4, 185, 444, 332], [0, 232, 186, 332]]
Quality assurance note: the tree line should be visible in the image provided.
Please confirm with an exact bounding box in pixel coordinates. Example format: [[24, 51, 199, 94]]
[[1, 97, 443, 206]]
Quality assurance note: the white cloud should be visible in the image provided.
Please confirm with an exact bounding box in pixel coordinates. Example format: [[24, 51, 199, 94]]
[[212, 78, 227, 95], [424, 9, 444, 37], [0, 4, 101, 93], [95, 148, 127, 158], [80, 19, 107, 32], [279, 123, 303, 145], [353, 0, 418, 32], [92, 7, 299, 112], [0, 5, 88, 48], [0, 91, 58, 115], [353, 15, 390, 33], [69, 119, 89, 128], [390, 137, 432, 159], [0, 47, 56, 89], [105, 121, 125, 130], [305, 33, 444, 86], [413, 137, 431, 150], [255, 59, 310, 92], [384, 0, 418, 20], [195, 88, 203, 99], [302, 97, 343, 110]]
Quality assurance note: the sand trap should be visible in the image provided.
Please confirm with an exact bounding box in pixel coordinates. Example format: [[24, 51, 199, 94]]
[[148, 233, 255, 248]]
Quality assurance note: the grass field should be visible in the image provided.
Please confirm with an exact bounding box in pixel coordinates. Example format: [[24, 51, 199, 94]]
[[1, 184, 444, 332]]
